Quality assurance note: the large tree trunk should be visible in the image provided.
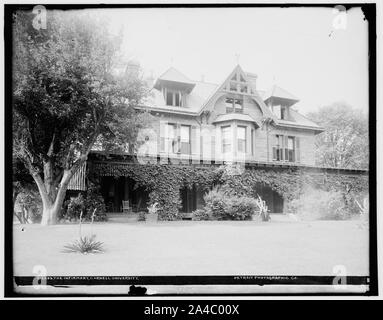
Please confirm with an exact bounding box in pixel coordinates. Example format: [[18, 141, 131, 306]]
[[32, 168, 74, 226]]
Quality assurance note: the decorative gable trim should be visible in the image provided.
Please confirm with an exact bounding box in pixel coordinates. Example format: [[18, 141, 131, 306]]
[[197, 65, 275, 120]]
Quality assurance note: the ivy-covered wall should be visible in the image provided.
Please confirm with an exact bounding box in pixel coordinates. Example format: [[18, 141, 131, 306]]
[[90, 162, 223, 220], [90, 161, 369, 220]]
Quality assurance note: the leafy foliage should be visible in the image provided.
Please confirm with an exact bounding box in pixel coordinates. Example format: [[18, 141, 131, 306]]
[[288, 187, 351, 220], [12, 10, 149, 224], [306, 103, 369, 169], [91, 161, 368, 220], [63, 235, 104, 254], [61, 183, 107, 222], [14, 186, 42, 223], [92, 162, 223, 220], [192, 208, 211, 221], [203, 187, 258, 220]]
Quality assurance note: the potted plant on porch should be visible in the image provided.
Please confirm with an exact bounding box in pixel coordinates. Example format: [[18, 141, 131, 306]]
[[146, 202, 159, 222]]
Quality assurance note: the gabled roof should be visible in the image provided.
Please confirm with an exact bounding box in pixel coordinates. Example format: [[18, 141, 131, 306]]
[[263, 85, 299, 104], [153, 67, 196, 92], [197, 65, 275, 119]]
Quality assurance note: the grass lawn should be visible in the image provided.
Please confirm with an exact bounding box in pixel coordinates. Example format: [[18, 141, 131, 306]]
[[13, 218, 369, 277]]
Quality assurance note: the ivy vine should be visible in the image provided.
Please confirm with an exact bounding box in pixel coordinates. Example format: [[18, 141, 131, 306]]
[[90, 162, 369, 220]]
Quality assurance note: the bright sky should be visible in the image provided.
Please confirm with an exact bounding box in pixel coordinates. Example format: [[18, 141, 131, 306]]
[[97, 7, 368, 115]]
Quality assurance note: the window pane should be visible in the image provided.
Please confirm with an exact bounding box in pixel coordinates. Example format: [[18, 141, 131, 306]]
[[181, 125, 190, 141], [238, 140, 245, 153], [175, 92, 180, 106], [281, 106, 286, 119], [166, 91, 173, 106], [222, 126, 232, 153], [222, 126, 231, 139], [234, 99, 243, 112], [288, 137, 294, 150], [273, 105, 281, 119], [237, 127, 246, 140], [225, 98, 234, 113], [167, 124, 175, 138], [275, 135, 280, 146]]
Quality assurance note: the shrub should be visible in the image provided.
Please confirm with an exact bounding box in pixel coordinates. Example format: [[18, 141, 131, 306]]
[[192, 208, 211, 221], [84, 182, 107, 221], [289, 187, 350, 220], [203, 187, 258, 221], [61, 182, 107, 222], [203, 187, 227, 218], [64, 194, 85, 221], [223, 196, 258, 221], [138, 211, 146, 221]]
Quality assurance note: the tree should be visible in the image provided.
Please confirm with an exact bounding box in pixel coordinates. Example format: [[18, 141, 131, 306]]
[[12, 10, 149, 225], [306, 103, 369, 169]]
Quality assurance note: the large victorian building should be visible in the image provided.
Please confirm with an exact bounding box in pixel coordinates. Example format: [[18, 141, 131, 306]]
[[69, 63, 366, 217]]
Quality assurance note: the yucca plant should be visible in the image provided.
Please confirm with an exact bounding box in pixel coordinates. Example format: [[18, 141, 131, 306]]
[[63, 234, 104, 254], [63, 209, 104, 254]]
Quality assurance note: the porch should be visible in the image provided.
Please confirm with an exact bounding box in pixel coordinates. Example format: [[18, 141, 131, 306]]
[[99, 176, 206, 219]]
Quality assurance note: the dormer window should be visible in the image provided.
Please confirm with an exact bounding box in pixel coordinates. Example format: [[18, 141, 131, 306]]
[[164, 88, 183, 107], [272, 105, 288, 120]]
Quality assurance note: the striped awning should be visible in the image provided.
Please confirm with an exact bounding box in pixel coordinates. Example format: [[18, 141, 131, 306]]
[[68, 162, 87, 191]]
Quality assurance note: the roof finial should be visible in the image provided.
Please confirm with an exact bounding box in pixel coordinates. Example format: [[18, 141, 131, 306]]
[[272, 74, 277, 86], [235, 53, 240, 65]]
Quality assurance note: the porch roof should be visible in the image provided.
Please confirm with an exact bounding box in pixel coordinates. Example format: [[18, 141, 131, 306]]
[[89, 156, 368, 177], [212, 113, 260, 127]]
